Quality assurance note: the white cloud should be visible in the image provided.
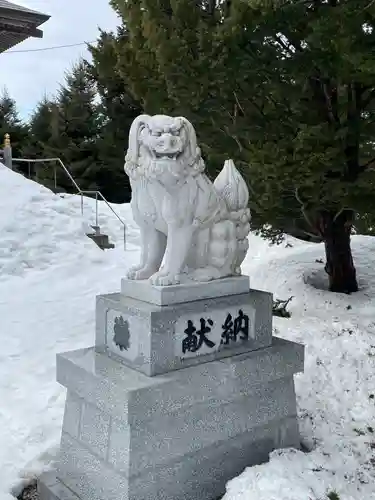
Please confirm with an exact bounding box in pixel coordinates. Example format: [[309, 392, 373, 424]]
[[0, 0, 120, 119]]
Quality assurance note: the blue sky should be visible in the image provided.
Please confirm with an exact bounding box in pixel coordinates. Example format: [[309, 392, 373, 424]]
[[1, 0, 120, 119]]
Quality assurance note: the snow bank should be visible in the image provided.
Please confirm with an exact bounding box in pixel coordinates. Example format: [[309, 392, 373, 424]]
[[1, 164, 375, 500], [225, 236, 375, 500], [0, 164, 141, 280], [0, 165, 139, 498]]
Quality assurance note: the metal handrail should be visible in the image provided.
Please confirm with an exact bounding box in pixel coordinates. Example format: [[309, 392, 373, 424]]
[[80, 190, 127, 250], [13, 157, 127, 249]]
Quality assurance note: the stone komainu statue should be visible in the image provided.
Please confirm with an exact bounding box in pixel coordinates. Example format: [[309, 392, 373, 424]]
[[124, 114, 251, 286]]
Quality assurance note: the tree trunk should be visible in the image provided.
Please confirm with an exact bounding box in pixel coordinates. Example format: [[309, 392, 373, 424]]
[[318, 209, 358, 294]]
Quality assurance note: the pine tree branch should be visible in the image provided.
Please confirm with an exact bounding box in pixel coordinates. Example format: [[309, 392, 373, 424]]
[[233, 91, 266, 120], [343, 83, 361, 180], [278, 27, 339, 128], [207, 0, 216, 15], [239, 45, 296, 121], [233, 91, 245, 117], [333, 207, 352, 222], [359, 156, 375, 172], [300, 229, 322, 241], [275, 10, 340, 128], [295, 187, 315, 232], [308, 73, 340, 127], [362, 88, 375, 109]]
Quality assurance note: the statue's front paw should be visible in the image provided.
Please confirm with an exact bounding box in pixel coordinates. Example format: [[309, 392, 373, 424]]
[[150, 270, 180, 286], [126, 266, 142, 280], [127, 266, 157, 280]]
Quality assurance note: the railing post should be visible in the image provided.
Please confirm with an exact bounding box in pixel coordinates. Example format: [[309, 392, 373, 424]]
[[3, 133, 12, 170], [54, 165, 57, 191], [28, 161, 31, 178], [8, 157, 127, 252], [95, 192, 99, 228]]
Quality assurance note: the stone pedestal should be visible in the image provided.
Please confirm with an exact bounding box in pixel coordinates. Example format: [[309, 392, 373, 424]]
[[38, 276, 304, 500]]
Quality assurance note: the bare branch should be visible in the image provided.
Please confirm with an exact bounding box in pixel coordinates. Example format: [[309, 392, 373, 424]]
[[295, 187, 315, 231], [300, 229, 322, 241], [233, 91, 246, 116], [333, 208, 347, 222]]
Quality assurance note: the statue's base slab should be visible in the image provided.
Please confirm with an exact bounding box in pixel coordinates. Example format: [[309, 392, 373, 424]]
[[120, 275, 250, 306], [39, 414, 298, 500], [38, 338, 304, 500], [96, 288, 273, 376]]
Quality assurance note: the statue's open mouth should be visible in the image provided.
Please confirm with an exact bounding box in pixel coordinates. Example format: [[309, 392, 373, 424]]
[[152, 151, 181, 160]]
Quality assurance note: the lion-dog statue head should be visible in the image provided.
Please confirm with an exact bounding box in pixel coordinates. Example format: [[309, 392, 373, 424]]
[[125, 114, 205, 185]]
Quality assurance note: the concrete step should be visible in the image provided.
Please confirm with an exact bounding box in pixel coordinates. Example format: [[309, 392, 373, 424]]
[[86, 232, 115, 250]]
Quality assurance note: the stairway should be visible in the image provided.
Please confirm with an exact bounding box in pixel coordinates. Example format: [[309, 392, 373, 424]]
[[10, 157, 125, 251], [86, 225, 115, 250]]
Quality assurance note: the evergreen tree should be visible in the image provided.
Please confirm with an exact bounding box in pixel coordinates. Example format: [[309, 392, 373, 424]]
[[36, 60, 102, 194], [110, 0, 375, 293], [20, 96, 56, 179], [87, 28, 143, 202], [28, 96, 55, 148], [0, 89, 29, 160]]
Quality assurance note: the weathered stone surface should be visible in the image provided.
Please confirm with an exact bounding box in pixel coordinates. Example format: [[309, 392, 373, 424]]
[[38, 473, 77, 500], [62, 392, 82, 440], [59, 377, 296, 477], [41, 415, 299, 500], [129, 416, 299, 500], [108, 377, 296, 474], [95, 288, 273, 376], [41, 337, 304, 500], [57, 338, 304, 424], [120, 275, 250, 306], [124, 115, 250, 287], [57, 432, 128, 500], [79, 401, 111, 460]]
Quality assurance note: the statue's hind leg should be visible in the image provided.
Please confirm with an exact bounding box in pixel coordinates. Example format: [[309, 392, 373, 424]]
[[191, 220, 236, 282], [191, 266, 222, 282]]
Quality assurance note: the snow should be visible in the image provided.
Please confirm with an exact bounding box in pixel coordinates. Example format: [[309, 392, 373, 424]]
[[224, 236, 375, 500], [0, 163, 375, 500]]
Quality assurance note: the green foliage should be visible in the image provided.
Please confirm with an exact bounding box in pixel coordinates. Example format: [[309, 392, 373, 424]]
[[0, 89, 29, 158], [52, 60, 101, 192], [19, 97, 56, 178], [354, 212, 375, 236], [5, 44, 141, 203], [110, 0, 375, 238], [28, 97, 55, 151], [24, 61, 103, 194], [87, 28, 143, 202], [327, 491, 340, 500]]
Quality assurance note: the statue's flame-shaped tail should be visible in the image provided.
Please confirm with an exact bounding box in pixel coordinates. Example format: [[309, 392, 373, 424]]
[[213, 159, 249, 211], [214, 160, 251, 274]]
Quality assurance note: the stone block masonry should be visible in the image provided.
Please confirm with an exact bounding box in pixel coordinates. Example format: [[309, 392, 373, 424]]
[[95, 287, 273, 376], [39, 336, 303, 500], [120, 275, 251, 306]]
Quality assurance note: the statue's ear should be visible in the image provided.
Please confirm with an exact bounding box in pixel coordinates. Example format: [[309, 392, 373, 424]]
[[179, 117, 198, 159], [127, 114, 151, 163]]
